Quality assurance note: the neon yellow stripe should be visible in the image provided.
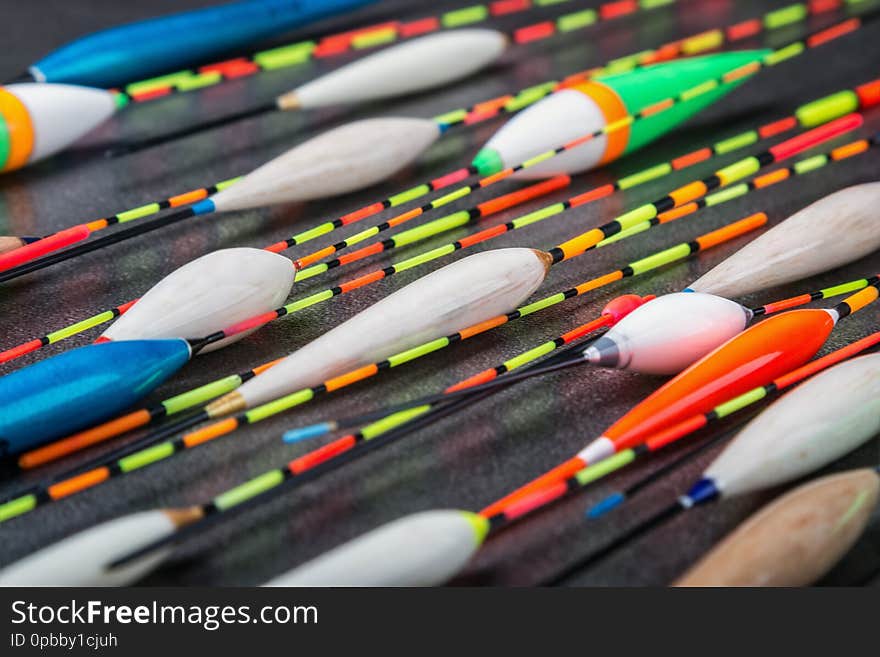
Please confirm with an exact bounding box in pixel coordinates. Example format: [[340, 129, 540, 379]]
[[796, 90, 859, 127], [389, 184, 430, 207], [0, 495, 37, 522], [215, 178, 240, 191], [518, 292, 567, 316], [393, 211, 470, 248], [361, 405, 431, 440], [819, 279, 869, 299], [118, 442, 175, 472], [294, 263, 329, 282], [681, 30, 723, 55], [617, 163, 671, 190], [714, 131, 757, 155], [284, 289, 334, 314], [764, 4, 807, 30], [175, 72, 222, 91], [351, 27, 397, 50], [442, 6, 489, 28], [246, 389, 314, 423], [764, 42, 805, 66], [597, 220, 652, 247], [117, 203, 161, 223], [46, 310, 117, 343], [125, 71, 194, 95], [504, 83, 557, 112], [433, 109, 468, 125], [161, 374, 242, 416], [253, 42, 315, 70], [213, 470, 285, 510], [628, 242, 691, 275], [290, 222, 334, 244], [575, 450, 636, 485], [716, 156, 760, 185], [386, 337, 450, 367], [615, 204, 658, 231], [681, 79, 718, 101], [511, 202, 565, 229], [393, 244, 457, 272], [640, 0, 676, 7], [714, 387, 768, 419], [504, 341, 556, 371], [558, 9, 597, 32], [704, 183, 749, 207], [793, 154, 828, 174]]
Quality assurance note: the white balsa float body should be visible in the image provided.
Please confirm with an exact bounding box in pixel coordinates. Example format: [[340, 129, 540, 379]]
[[265, 511, 486, 586], [237, 248, 550, 406], [210, 118, 440, 211], [480, 89, 608, 179], [705, 354, 880, 498], [286, 30, 507, 109], [102, 248, 294, 352], [689, 183, 880, 298], [6, 83, 117, 162], [583, 293, 752, 375], [0, 511, 174, 587]]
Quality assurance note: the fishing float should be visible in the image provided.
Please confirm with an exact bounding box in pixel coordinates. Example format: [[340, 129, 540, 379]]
[[0, 213, 765, 520], [0, 47, 771, 277], [481, 279, 880, 520], [114, 0, 685, 103], [672, 467, 880, 587], [0, 6, 861, 257], [281, 274, 880, 446], [265, 339, 880, 587], [0, 108, 862, 373], [31, 295, 879, 588], [0, 83, 124, 175], [544, 348, 880, 585], [108, 29, 510, 156], [13, 138, 876, 472], [11, 0, 378, 88]]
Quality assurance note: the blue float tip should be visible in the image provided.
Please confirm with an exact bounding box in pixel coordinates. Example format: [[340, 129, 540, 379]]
[[586, 492, 625, 519], [682, 287, 695, 293], [191, 198, 216, 216], [682, 477, 720, 507], [283, 422, 333, 444]]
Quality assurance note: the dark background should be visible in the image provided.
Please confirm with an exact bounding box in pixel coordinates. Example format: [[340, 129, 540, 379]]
[[0, 0, 877, 586]]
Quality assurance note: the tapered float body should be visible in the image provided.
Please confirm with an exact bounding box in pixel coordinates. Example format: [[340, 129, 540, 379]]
[[0, 508, 202, 586], [266, 511, 489, 587], [203, 118, 441, 212], [689, 183, 880, 297], [0, 83, 120, 173], [688, 354, 880, 502], [101, 248, 295, 352], [0, 340, 191, 454], [481, 309, 839, 517], [675, 469, 880, 587], [277, 30, 508, 110], [583, 293, 752, 375], [473, 51, 767, 178], [22, 0, 375, 87], [214, 248, 551, 411]]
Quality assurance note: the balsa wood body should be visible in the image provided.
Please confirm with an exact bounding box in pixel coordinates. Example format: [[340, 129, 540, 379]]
[[674, 469, 880, 586], [265, 511, 487, 586], [238, 248, 550, 406], [689, 183, 880, 298], [705, 354, 880, 498], [102, 248, 294, 351], [583, 293, 751, 375], [481, 89, 609, 179], [210, 118, 440, 211], [283, 30, 507, 110], [0, 511, 179, 586]]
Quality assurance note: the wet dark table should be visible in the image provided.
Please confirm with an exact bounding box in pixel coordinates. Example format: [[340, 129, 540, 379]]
[[0, 0, 878, 586]]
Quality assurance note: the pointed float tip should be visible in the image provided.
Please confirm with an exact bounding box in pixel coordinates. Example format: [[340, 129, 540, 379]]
[[462, 511, 490, 546], [586, 492, 625, 519], [471, 147, 504, 176], [533, 249, 554, 274], [282, 422, 334, 444]]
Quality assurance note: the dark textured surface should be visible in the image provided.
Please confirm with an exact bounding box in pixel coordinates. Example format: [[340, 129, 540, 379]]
[[0, 0, 878, 586]]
